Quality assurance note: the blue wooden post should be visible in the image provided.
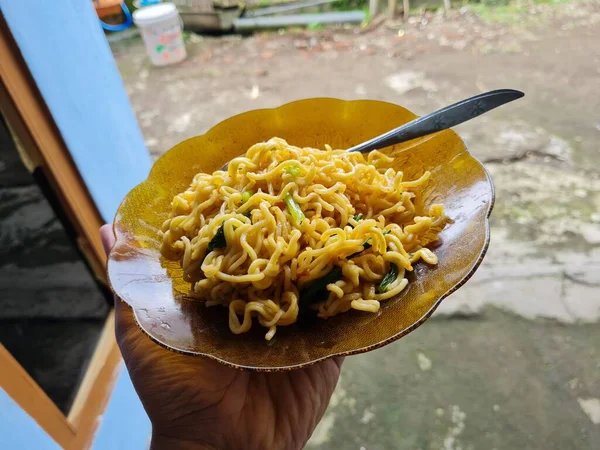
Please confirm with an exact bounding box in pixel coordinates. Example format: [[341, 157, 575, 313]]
[[1, 0, 152, 222]]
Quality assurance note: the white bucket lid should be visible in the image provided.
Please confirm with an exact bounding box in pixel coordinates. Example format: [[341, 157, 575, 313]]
[[133, 3, 178, 27]]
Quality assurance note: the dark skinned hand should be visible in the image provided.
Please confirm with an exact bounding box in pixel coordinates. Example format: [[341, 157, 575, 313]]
[[100, 225, 343, 450]]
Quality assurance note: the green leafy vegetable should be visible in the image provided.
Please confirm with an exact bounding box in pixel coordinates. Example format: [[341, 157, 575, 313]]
[[284, 192, 305, 225], [241, 191, 253, 204], [285, 166, 301, 177], [207, 223, 227, 253], [378, 263, 399, 293], [349, 213, 364, 229], [298, 267, 343, 314]]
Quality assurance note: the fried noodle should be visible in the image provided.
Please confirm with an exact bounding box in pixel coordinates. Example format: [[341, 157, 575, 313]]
[[160, 138, 449, 340]]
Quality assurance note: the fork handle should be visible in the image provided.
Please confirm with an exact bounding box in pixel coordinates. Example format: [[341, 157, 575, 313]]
[[347, 89, 524, 154]]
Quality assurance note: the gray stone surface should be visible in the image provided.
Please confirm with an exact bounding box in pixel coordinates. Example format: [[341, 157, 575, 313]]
[[0, 262, 109, 319], [0, 185, 108, 320], [306, 309, 600, 450]]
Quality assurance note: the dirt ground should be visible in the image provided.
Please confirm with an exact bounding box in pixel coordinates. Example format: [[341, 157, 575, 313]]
[[111, 1, 600, 448]]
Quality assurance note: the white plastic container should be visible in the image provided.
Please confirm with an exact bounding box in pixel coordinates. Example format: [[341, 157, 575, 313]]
[[133, 3, 186, 66]]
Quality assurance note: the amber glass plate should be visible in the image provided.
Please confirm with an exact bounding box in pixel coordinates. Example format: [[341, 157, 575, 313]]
[[107, 98, 493, 371]]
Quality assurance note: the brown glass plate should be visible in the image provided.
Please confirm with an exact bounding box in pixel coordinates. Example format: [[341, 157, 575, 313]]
[[107, 98, 494, 371]]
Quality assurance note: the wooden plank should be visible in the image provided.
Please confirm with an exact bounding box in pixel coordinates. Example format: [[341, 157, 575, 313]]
[[388, 0, 398, 18], [369, 0, 381, 19], [69, 311, 123, 450], [93, 0, 124, 20], [0, 21, 107, 278], [0, 115, 31, 186], [403, 0, 410, 20], [0, 345, 75, 449]]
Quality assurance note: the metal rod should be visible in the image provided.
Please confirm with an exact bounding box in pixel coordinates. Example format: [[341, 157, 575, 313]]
[[234, 11, 365, 29], [244, 0, 338, 18]]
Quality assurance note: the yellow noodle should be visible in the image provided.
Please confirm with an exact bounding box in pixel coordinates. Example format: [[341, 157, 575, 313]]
[[160, 138, 449, 340]]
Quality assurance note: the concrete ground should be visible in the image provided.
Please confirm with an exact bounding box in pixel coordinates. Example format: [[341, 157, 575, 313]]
[[112, 1, 600, 448]]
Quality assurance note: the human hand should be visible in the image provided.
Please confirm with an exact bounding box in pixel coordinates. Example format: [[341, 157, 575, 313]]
[[100, 225, 343, 450]]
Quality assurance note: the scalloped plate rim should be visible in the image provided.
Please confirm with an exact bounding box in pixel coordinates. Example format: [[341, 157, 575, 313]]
[[107, 98, 495, 371]]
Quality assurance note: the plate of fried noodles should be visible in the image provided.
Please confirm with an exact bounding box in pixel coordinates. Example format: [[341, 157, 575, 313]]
[[107, 98, 494, 371]]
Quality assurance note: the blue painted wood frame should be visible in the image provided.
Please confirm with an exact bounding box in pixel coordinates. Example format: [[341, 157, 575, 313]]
[[1, 0, 152, 222], [1, 0, 153, 447], [0, 369, 151, 449], [0, 389, 61, 450]]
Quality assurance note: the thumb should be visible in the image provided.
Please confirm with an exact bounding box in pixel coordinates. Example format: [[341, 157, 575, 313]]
[[99, 224, 139, 349], [100, 224, 115, 254]]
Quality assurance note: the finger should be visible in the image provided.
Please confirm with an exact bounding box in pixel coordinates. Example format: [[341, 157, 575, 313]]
[[100, 224, 115, 253], [99, 224, 141, 349]]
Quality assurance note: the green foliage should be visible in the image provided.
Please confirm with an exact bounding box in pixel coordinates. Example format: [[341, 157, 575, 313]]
[[467, 0, 572, 24], [307, 22, 326, 30], [182, 31, 195, 43], [124, 0, 138, 12], [330, 0, 369, 11], [479, 0, 511, 6]]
